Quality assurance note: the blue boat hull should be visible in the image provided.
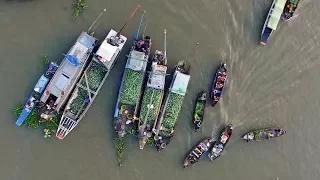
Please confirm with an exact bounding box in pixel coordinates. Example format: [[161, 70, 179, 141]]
[[15, 62, 58, 126]]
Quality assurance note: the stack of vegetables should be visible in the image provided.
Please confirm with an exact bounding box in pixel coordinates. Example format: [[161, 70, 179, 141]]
[[159, 92, 185, 137], [139, 88, 163, 126], [194, 102, 205, 120], [69, 61, 107, 115], [119, 69, 145, 105]]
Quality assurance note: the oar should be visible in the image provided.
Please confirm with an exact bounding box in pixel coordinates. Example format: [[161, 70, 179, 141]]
[[117, 5, 141, 38], [87, 8, 107, 34]]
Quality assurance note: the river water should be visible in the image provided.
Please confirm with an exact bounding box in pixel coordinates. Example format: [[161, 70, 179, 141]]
[[1, 0, 319, 180]]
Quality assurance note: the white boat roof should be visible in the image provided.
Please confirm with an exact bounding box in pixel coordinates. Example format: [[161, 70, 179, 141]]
[[267, 0, 287, 30], [127, 50, 147, 71], [147, 63, 167, 90], [96, 29, 127, 69], [171, 71, 190, 96]]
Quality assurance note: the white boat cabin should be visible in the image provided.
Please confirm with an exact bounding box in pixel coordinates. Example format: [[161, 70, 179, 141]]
[[126, 50, 148, 71], [147, 62, 167, 90], [267, 0, 287, 30], [94, 29, 127, 69], [171, 71, 190, 96], [40, 32, 97, 111]]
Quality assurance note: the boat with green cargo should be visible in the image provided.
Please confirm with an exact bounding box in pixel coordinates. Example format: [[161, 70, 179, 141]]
[[113, 10, 150, 138], [154, 43, 199, 152], [138, 29, 168, 150], [56, 29, 128, 139]]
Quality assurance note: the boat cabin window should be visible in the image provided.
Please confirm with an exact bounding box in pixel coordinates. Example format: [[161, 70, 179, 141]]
[[46, 94, 58, 105]]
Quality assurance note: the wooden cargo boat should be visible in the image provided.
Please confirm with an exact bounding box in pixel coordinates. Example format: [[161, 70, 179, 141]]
[[243, 128, 286, 142], [154, 43, 199, 151], [113, 10, 150, 138], [39, 30, 98, 113], [138, 29, 168, 149], [56, 28, 128, 139]]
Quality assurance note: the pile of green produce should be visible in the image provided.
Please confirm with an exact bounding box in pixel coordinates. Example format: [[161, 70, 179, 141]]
[[139, 88, 163, 126], [80, 62, 107, 92], [119, 69, 145, 105], [159, 92, 185, 137], [145, 138, 155, 147], [113, 137, 124, 166], [14, 104, 42, 128], [69, 88, 88, 115], [73, 0, 88, 18], [40, 55, 49, 71], [13, 104, 60, 134], [194, 102, 205, 118]]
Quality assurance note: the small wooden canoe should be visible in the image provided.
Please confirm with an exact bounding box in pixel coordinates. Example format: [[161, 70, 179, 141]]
[[193, 91, 206, 131], [211, 63, 227, 107], [281, 0, 300, 21], [208, 124, 233, 161], [183, 137, 215, 168], [243, 128, 286, 142]]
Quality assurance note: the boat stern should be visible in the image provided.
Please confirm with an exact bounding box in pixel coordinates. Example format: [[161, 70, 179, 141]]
[[194, 121, 201, 132], [260, 41, 266, 46]]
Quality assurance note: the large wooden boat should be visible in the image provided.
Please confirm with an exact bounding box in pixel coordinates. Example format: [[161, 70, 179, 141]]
[[15, 62, 58, 126], [113, 11, 150, 138], [260, 0, 287, 45], [138, 30, 168, 149], [39, 32, 98, 112], [153, 44, 199, 151], [154, 61, 190, 151], [56, 29, 128, 139]]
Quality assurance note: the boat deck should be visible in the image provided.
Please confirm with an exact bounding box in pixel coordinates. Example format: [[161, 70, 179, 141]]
[[40, 32, 97, 112]]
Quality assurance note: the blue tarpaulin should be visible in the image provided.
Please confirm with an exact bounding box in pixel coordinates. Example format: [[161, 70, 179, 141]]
[[64, 54, 81, 66]]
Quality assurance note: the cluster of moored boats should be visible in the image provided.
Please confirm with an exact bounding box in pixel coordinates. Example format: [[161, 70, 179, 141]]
[[261, 0, 300, 45], [15, 1, 297, 166], [15, 5, 195, 154]]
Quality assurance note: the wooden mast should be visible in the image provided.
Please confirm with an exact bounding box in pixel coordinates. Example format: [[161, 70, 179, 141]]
[[117, 5, 141, 37]]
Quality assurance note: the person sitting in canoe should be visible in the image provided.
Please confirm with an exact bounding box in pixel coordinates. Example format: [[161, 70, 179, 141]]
[[267, 132, 275, 139], [216, 81, 224, 89], [221, 132, 230, 144], [217, 75, 226, 82]]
